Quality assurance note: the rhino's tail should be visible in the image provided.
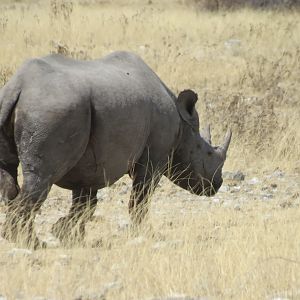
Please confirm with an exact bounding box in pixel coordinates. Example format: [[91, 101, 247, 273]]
[[0, 80, 20, 195], [0, 83, 21, 129]]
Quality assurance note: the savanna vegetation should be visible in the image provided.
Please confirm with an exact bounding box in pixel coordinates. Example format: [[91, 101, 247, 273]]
[[0, 1, 299, 299]]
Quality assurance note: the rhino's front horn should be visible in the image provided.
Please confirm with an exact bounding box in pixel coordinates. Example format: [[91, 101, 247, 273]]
[[220, 129, 232, 155], [201, 124, 212, 144]]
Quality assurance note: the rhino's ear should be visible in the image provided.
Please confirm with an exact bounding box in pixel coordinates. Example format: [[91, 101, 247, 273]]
[[177, 89, 198, 129]]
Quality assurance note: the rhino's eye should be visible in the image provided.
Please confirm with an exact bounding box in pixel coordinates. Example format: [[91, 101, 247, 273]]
[[207, 151, 212, 156]]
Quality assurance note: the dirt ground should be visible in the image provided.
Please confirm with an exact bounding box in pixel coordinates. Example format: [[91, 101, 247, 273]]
[[0, 169, 299, 300]]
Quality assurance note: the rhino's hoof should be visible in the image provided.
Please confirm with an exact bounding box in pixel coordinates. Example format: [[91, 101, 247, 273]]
[[52, 217, 85, 247]]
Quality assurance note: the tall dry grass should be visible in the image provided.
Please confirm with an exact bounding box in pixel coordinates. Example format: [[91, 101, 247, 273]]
[[0, 0, 299, 171], [0, 179, 300, 299], [0, 1, 300, 299]]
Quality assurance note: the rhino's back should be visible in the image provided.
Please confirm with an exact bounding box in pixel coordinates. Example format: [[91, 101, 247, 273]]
[[40, 52, 179, 189]]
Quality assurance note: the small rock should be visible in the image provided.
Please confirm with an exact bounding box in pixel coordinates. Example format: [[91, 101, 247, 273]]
[[234, 204, 241, 211], [102, 280, 123, 293], [248, 177, 260, 185], [8, 248, 33, 257], [212, 198, 221, 204], [233, 186, 241, 191], [219, 185, 229, 192], [96, 189, 109, 200], [262, 193, 273, 200], [272, 169, 285, 178], [223, 171, 245, 181], [119, 185, 129, 195]]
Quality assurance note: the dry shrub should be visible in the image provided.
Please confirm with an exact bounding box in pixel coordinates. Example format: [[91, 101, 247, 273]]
[[200, 88, 300, 171], [50, 0, 73, 22], [198, 46, 300, 169], [0, 66, 13, 86], [50, 41, 93, 60], [0, 2, 299, 171]]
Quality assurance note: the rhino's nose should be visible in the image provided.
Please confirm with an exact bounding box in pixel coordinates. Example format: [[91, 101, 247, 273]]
[[214, 178, 223, 190], [209, 178, 223, 195]]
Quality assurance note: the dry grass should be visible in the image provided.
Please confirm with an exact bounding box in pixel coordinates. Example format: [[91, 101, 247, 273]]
[[0, 0, 299, 171], [0, 1, 300, 299], [0, 177, 300, 300]]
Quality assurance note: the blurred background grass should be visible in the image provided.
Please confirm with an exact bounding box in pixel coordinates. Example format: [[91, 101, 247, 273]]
[[1, 0, 299, 173]]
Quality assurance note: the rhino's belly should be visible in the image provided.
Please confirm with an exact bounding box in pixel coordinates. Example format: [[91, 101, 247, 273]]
[[56, 99, 150, 190], [55, 133, 146, 190]]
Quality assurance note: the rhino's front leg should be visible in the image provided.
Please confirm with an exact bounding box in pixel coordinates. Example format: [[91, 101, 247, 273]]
[[129, 155, 163, 225], [52, 188, 98, 246]]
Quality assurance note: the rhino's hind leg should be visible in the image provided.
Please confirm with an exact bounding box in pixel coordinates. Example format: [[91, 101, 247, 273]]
[[2, 173, 50, 249], [52, 188, 98, 246]]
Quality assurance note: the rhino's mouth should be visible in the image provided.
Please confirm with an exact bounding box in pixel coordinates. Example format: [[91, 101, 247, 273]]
[[205, 178, 223, 196], [197, 161, 223, 196], [191, 175, 222, 197]]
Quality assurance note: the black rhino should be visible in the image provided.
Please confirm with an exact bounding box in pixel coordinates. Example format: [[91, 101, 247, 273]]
[[0, 51, 231, 247]]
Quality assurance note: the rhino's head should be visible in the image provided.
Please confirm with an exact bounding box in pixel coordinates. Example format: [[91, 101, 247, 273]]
[[168, 90, 231, 196]]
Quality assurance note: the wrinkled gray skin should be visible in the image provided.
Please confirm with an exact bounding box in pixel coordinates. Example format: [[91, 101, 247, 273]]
[[0, 51, 231, 248]]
